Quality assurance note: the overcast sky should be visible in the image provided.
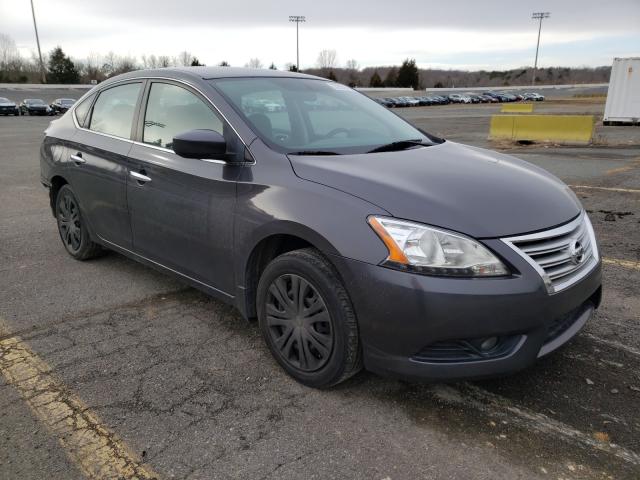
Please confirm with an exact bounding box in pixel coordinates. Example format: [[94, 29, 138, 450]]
[[1, 0, 639, 70]]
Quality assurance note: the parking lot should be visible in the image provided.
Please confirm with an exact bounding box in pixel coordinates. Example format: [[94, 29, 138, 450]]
[[1, 89, 639, 479]]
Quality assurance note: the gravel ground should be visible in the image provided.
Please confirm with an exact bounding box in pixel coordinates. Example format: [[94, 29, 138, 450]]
[[0, 92, 639, 479]]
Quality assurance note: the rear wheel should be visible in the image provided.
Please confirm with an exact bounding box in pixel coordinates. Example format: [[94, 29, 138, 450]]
[[55, 185, 103, 260], [257, 248, 362, 388]]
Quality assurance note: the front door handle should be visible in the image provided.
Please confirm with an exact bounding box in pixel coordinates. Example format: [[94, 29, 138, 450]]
[[70, 153, 85, 164], [130, 170, 152, 183]]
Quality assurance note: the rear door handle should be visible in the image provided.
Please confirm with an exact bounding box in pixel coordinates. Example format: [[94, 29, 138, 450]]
[[70, 153, 85, 164], [130, 170, 152, 183]]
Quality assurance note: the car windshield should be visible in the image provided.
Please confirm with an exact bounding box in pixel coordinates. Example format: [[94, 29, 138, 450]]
[[26, 99, 45, 105], [211, 77, 435, 155], [61, 99, 75, 104], [0, 97, 10, 103]]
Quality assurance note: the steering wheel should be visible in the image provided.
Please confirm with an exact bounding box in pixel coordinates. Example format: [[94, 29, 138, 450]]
[[272, 128, 290, 143], [325, 128, 351, 138]]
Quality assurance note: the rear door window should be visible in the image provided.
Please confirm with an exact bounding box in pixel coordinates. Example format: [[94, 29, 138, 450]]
[[89, 83, 142, 139]]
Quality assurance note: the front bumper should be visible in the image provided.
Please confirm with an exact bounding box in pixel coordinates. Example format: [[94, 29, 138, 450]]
[[330, 245, 602, 381]]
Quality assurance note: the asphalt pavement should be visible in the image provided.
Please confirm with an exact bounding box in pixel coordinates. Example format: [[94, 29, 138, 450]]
[[0, 96, 639, 480]]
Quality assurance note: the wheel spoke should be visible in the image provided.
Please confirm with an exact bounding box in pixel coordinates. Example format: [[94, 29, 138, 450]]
[[302, 296, 325, 318], [306, 325, 332, 351], [303, 328, 330, 358], [276, 326, 295, 357], [297, 329, 311, 370], [266, 303, 290, 320], [266, 315, 291, 327]]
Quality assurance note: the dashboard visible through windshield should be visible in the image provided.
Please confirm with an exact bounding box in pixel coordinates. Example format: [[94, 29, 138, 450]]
[[211, 77, 436, 155]]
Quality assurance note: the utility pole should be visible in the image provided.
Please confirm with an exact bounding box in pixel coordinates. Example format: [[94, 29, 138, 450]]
[[288, 15, 306, 71], [30, 0, 46, 83], [531, 12, 550, 86]]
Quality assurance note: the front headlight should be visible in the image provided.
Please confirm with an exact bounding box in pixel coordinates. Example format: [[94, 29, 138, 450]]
[[368, 216, 509, 277]]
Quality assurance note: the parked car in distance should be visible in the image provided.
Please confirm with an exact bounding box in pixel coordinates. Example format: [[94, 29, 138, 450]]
[[499, 92, 518, 102], [50, 98, 76, 114], [398, 96, 420, 107], [523, 92, 545, 101], [19, 98, 52, 116], [479, 94, 498, 103], [448, 93, 471, 104], [430, 95, 449, 105], [0, 97, 20, 115], [40, 67, 602, 388], [466, 94, 483, 103]]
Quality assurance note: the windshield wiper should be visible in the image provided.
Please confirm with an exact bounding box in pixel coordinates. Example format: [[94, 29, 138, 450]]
[[288, 150, 341, 156], [367, 139, 428, 153]]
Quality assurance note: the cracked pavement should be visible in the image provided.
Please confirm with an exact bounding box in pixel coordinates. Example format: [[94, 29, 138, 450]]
[[1, 91, 639, 479]]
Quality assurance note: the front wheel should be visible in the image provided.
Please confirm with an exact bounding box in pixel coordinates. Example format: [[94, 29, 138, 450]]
[[55, 185, 104, 260], [257, 248, 362, 388]]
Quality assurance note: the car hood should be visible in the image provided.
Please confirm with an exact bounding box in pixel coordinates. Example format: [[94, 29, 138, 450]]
[[0, 102, 16, 107], [288, 141, 581, 238]]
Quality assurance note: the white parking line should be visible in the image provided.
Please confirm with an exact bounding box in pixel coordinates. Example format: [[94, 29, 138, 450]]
[[432, 383, 640, 466], [569, 185, 640, 194], [583, 333, 640, 357]]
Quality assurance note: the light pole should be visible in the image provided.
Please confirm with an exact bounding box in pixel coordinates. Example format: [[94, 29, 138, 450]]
[[531, 11, 550, 86], [30, 0, 46, 83], [288, 15, 306, 71]]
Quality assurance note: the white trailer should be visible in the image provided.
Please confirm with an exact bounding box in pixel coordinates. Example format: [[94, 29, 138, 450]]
[[603, 57, 640, 125]]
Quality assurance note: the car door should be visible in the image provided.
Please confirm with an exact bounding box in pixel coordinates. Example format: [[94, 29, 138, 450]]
[[126, 80, 241, 295], [67, 81, 144, 250]]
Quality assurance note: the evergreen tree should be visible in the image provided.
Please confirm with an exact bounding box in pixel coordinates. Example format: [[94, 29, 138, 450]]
[[396, 58, 420, 89], [369, 70, 383, 87], [269, 62, 277, 70], [190, 57, 204, 66], [327, 70, 337, 81], [46, 47, 80, 84], [383, 67, 397, 87]]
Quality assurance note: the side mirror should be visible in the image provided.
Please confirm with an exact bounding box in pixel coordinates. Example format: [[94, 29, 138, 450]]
[[172, 129, 227, 160]]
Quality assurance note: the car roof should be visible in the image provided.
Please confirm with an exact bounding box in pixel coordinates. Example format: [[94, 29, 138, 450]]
[[108, 67, 326, 84]]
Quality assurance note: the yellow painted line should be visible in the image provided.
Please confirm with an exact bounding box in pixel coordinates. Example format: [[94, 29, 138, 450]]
[[0, 320, 160, 480], [569, 185, 640, 194], [603, 257, 640, 270]]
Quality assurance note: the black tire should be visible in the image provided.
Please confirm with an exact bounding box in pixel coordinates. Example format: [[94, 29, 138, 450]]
[[55, 185, 103, 260], [257, 248, 362, 388]]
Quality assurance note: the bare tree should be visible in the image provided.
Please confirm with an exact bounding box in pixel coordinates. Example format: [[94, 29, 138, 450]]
[[316, 50, 337, 69], [245, 58, 263, 69], [158, 55, 172, 68], [177, 51, 193, 67], [345, 59, 358, 71], [0, 33, 19, 68]]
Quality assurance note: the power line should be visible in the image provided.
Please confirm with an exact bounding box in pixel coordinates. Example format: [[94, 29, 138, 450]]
[[288, 15, 306, 71], [531, 11, 550, 86]]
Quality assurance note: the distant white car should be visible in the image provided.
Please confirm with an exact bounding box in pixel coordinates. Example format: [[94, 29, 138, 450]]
[[523, 92, 545, 101], [400, 96, 420, 107], [448, 94, 471, 104]]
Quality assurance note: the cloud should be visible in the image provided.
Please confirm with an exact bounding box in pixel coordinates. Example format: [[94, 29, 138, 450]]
[[2, 0, 638, 69]]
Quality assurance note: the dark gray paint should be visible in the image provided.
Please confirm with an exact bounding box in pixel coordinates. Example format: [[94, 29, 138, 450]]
[[40, 67, 601, 381]]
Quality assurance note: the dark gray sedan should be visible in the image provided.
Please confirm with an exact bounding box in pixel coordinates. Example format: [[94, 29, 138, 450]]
[[40, 68, 602, 387]]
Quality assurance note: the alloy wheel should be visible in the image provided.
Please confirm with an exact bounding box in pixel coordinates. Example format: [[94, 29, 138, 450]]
[[265, 274, 333, 372]]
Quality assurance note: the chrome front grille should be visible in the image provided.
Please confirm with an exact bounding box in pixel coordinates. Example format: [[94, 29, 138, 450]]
[[502, 212, 599, 293]]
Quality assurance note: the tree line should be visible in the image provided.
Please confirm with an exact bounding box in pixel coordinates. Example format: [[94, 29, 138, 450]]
[[0, 34, 611, 89]]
